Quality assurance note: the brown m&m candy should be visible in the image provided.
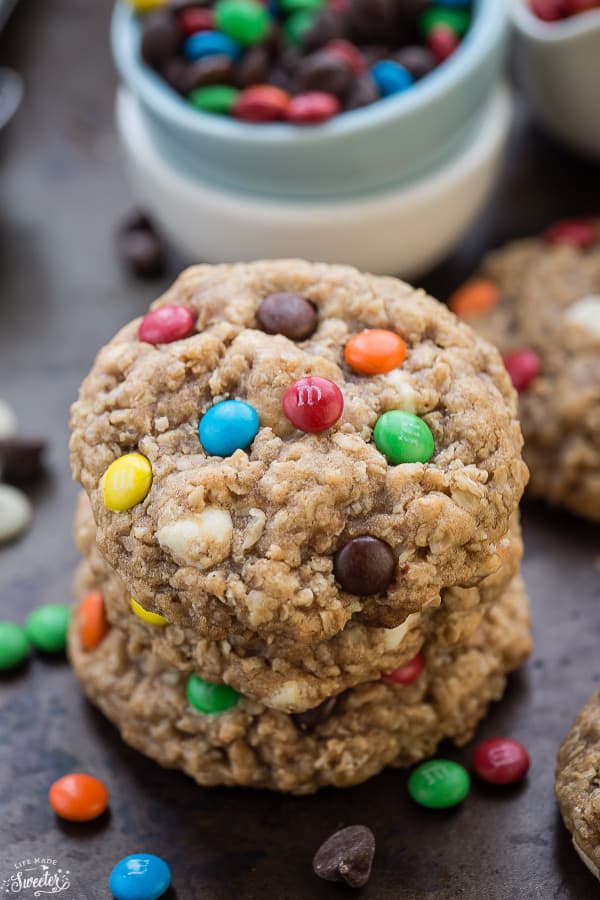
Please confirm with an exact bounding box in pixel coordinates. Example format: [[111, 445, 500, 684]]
[[257, 292, 318, 340], [334, 535, 396, 595], [292, 696, 338, 732]]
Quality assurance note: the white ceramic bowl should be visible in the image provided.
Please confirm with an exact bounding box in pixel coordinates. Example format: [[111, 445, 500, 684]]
[[511, 0, 600, 159], [116, 84, 512, 278]]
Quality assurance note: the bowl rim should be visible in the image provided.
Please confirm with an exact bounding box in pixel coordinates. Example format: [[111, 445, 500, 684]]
[[511, 0, 600, 43], [111, 0, 505, 145]]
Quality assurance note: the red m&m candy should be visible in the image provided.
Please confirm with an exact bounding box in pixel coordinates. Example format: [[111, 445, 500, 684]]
[[427, 25, 460, 62], [138, 305, 196, 344], [234, 85, 290, 121], [382, 653, 423, 685], [282, 376, 343, 433], [177, 7, 214, 35], [287, 92, 341, 124], [543, 218, 597, 250], [503, 349, 541, 392], [472, 738, 530, 785]]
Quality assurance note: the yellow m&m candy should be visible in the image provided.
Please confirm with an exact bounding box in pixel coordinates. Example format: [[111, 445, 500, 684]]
[[130, 598, 167, 627], [126, 0, 168, 14], [102, 453, 152, 512]]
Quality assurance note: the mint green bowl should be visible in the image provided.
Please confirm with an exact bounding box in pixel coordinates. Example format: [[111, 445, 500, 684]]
[[112, 0, 508, 200]]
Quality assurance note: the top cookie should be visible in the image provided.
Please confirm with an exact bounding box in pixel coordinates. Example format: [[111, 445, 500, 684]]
[[70, 260, 526, 646], [450, 221, 600, 521]]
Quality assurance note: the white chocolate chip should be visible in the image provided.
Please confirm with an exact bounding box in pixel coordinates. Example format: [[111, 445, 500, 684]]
[[0, 484, 32, 543], [0, 399, 17, 439], [241, 508, 266, 551], [267, 681, 303, 711], [565, 295, 600, 337], [156, 507, 233, 569], [382, 612, 420, 650], [384, 369, 417, 413]]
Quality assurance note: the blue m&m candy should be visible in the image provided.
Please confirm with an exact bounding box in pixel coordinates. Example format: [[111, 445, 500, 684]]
[[109, 854, 171, 900], [183, 30, 243, 62], [371, 60, 414, 97], [199, 399, 260, 456]]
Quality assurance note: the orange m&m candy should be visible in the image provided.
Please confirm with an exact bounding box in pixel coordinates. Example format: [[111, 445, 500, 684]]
[[448, 279, 500, 319], [344, 329, 407, 375], [49, 773, 109, 822], [79, 591, 109, 651]]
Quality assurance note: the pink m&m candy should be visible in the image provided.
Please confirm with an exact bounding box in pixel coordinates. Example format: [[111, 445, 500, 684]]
[[503, 349, 541, 393], [138, 305, 196, 344], [282, 376, 343, 433], [543, 218, 597, 249], [382, 653, 423, 686], [472, 738, 530, 785]]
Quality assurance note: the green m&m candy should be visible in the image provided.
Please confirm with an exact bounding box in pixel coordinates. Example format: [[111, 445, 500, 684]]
[[189, 85, 240, 116], [25, 603, 71, 653], [214, 0, 271, 46], [0, 622, 30, 670], [373, 410, 434, 465], [408, 759, 471, 809], [186, 674, 240, 714], [283, 9, 318, 45], [420, 7, 471, 37]]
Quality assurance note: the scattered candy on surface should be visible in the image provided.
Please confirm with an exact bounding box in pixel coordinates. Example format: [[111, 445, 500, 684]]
[[334, 535, 396, 596], [79, 591, 109, 651], [0, 398, 17, 439], [131, 597, 168, 626], [373, 410, 435, 465], [102, 453, 153, 512], [344, 328, 407, 375], [0, 622, 30, 671], [472, 737, 531, 785], [186, 673, 240, 713], [119, 210, 166, 279], [382, 653, 424, 685], [503, 349, 541, 393], [109, 853, 172, 900], [292, 695, 338, 732], [282, 376, 344, 432], [132, 0, 474, 124], [138, 304, 196, 343], [543, 218, 597, 249], [313, 825, 376, 888], [408, 759, 471, 808], [25, 604, 71, 654], [49, 773, 109, 822], [257, 292, 318, 340], [199, 399, 260, 456], [0, 483, 32, 544], [529, 0, 600, 20], [565, 295, 600, 336], [448, 278, 500, 318]]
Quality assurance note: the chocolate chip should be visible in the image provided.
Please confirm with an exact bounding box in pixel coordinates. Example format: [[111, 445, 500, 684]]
[[292, 696, 338, 732], [185, 55, 235, 91], [299, 51, 354, 98], [257, 293, 318, 341], [393, 44, 436, 79], [303, 8, 348, 51], [0, 439, 46, 485], [141, 10, 181, 69], [120, 219, 166, 279], [344, 72, 380, 109], [313, 825, 376, 888], [235, 45, 270, 88], [334, 536, 396, 595]]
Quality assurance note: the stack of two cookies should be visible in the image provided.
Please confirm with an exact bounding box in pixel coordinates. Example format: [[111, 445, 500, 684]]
[[68, 261, 531, 794]]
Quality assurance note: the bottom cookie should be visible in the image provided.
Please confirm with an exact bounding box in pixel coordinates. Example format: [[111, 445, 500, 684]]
[[69, 574, 531, 794], [556, 688, 600, 880]]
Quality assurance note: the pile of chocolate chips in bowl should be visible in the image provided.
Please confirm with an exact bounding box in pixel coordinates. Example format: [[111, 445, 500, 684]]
[[134, 0, 473, 124]]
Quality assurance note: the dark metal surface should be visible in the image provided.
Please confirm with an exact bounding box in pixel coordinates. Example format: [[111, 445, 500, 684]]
[[1, 3, 599, 898]]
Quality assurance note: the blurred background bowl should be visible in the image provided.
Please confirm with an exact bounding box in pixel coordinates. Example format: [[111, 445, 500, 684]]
[[511, 0, 600, 159], [112, 0, 508, 199], [117, 83, 511, 276]]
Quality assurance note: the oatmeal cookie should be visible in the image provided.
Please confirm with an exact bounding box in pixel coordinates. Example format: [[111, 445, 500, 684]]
[[69, 572, 531, 794], [70, 261, 527, 645], [74, 491, 523, 713], [450, 227, 600, 521], [556, 687, 600, 880]]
